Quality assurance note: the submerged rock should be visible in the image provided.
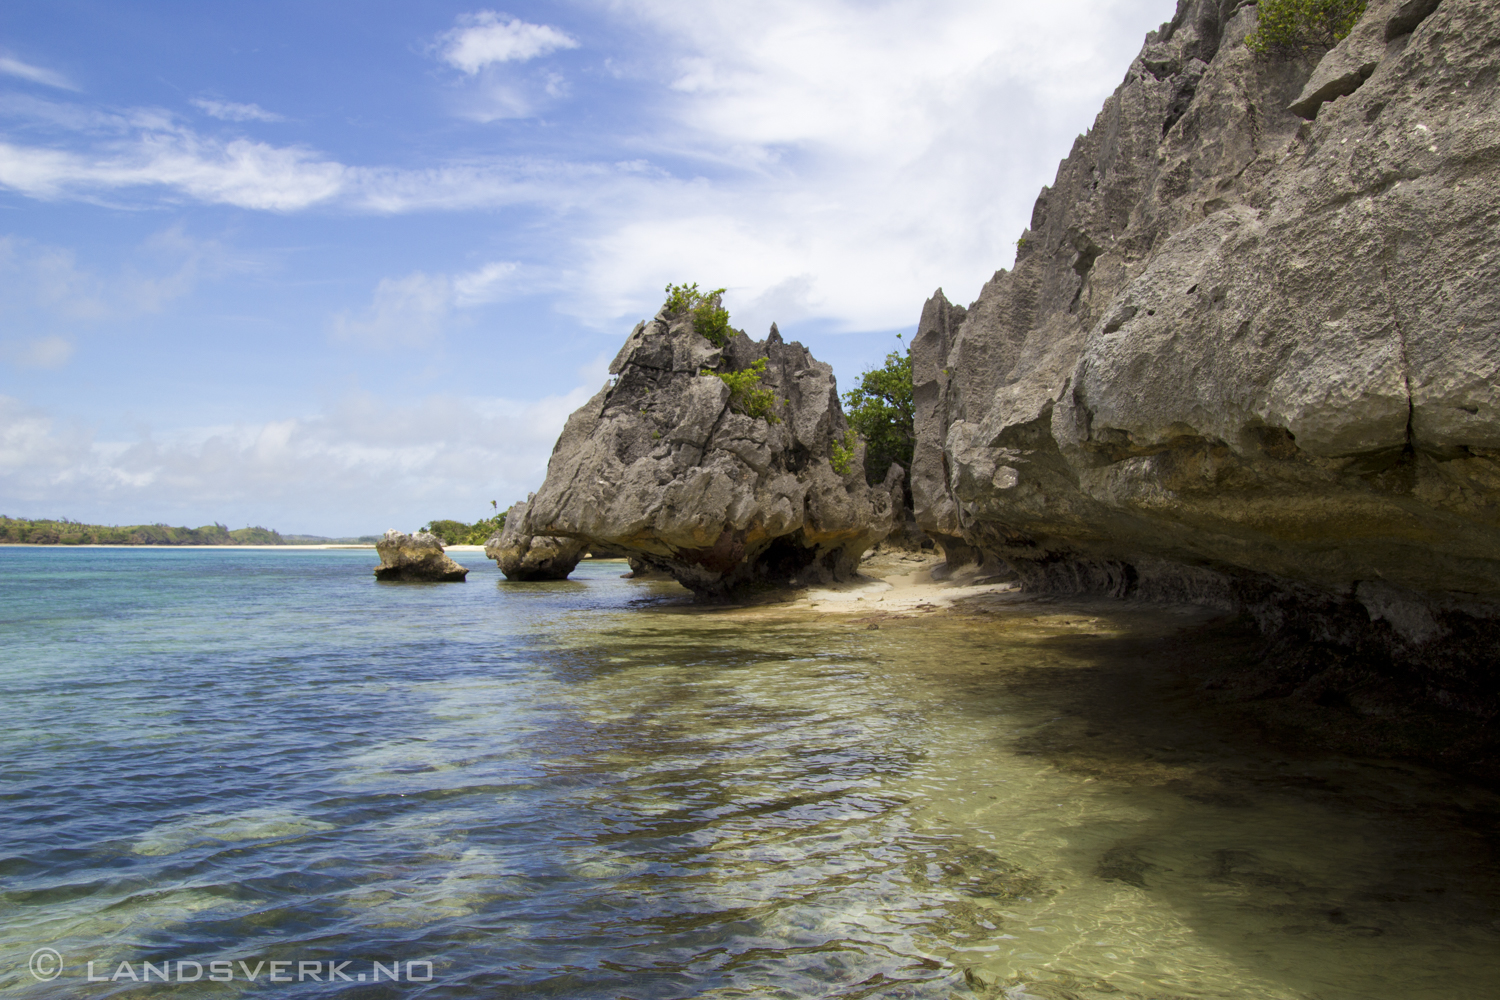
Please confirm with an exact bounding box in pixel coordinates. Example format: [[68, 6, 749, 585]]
[[485, 500, 587, 581], [910, 0, 1500, 707], [519, 307, 894, 596], [624, 556, 673, 580], [374, 530, 468, 582]]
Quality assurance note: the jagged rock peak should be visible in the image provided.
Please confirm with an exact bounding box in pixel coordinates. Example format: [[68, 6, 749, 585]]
[[519, 296, 894, 595]]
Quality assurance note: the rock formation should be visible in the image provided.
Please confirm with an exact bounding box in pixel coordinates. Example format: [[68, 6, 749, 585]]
[[374, 530, 468, 582], [624, 556, 673, 580], [485, 500, 587, 581], [911, 0, 1499, 709], [517, 304, 895, 595], [872, 463, 933, 553]]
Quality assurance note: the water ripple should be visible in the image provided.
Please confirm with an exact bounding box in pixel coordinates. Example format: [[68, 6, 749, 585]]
[[1, 548, 1497, 999]]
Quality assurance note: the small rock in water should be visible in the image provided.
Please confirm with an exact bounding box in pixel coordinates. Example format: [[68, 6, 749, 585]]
[[373, 530, 468, 582]]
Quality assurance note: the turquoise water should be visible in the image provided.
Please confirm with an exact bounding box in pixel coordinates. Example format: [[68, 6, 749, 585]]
[[1, 547, 1498, 999]]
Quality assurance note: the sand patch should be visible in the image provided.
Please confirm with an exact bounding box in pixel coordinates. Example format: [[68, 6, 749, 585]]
[[797, 551, 1024, 621]]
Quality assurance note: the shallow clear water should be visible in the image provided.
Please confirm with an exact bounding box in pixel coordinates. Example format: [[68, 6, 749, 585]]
[[1, 547, 1497, 999]]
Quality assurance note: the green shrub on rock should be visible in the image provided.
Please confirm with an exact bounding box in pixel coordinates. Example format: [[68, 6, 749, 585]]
[[665, 281, 733, 347], [1245, 0, 1367, 54], [702, 356, 781, 423], [830, 429, 859, 476]]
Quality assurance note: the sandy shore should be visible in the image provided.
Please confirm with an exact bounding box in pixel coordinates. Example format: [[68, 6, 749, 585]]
[[795, 550, 1022, 619]]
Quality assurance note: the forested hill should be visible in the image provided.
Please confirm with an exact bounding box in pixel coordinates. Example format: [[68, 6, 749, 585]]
[[0, 517, 288, 545]]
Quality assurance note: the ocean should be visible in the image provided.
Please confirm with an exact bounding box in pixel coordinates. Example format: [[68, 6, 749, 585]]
[[2, 546, 1497, 998]]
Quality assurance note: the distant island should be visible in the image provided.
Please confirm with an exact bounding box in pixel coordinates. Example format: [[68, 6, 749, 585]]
[[0, 516, 378, 546]]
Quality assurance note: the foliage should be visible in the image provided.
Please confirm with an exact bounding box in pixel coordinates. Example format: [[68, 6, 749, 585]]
[[1245, 0, 1366, 53], [665, 281, 733, 348], [0, 516, 287, 545], [830, 429, 859, 476], [702, 356, 781, 423], [423, 504, 508, 545], [841, 341, 914, 485], [663, 281, 700, 314]]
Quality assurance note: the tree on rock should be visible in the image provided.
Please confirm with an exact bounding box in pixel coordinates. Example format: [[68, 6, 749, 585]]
[[842, 340, 913, 487], [1246, 0, 1366, 54]]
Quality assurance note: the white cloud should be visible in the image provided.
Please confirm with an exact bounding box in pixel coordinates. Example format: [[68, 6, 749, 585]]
[[553, 0, 1173, 330], [0, 335, 74, 369], [452, 261, 518, 306], [439, 12, 579, 73], [0, 134, 346, 211], [0, 385, 598, 534], [0, 55, 77, 90], [333, 260, 519, 347], [0, 0, 1173, 337], [191, 98, 285, 123], [0, 121, 609, 213]]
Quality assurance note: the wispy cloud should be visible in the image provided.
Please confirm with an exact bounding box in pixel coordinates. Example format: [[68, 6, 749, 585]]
[[191, 98, 285, 123], [0, 134, 346, 210], [0, 0, 1172, 336], [0, 335, 74, 369], [0, 55, 77, 91], [452, 261, 518, 306], [333, 272, 453, 348], [0, 228, 239, 367], [438, 12, 578, 73], [333, 260, 520, 347], [0, 382, 601, 534], [0, 235, 106, 320]]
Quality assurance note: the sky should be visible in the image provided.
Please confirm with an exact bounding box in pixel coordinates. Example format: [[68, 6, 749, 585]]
[[0, 0, 1174, 536]]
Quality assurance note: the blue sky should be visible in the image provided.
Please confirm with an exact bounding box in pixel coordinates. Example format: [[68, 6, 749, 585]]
[[0, 0, 1172, 536]]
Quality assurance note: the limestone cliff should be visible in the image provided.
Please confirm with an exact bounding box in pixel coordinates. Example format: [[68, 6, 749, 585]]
[[912, 0, 1499, 708], [519, 300, 894, 595]]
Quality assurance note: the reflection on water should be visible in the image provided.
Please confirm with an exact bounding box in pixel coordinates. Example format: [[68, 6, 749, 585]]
[[0, 548, 1496, 998]]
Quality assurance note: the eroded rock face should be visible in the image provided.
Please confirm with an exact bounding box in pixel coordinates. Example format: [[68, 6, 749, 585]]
[[520, 311, 894, 595], [485, 500, 587, 581], [374, 530, 468, 582], [912, 0, 1500, 708]]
